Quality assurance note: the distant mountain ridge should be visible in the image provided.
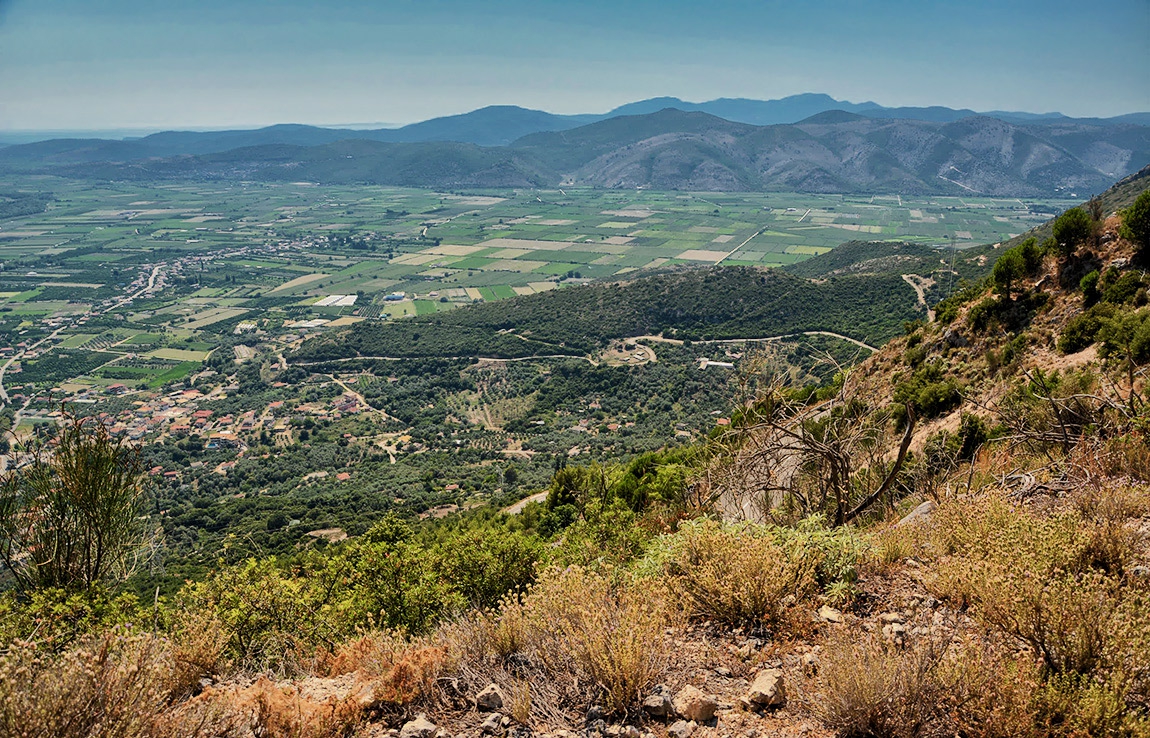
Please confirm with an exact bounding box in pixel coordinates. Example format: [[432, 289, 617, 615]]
[[3, 96, 1148, 197], [3, 93, 1147, 160]]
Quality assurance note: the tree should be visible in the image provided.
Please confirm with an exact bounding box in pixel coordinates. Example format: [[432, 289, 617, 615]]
[[0, 412, 149, 591], [1097, 308, 1150, 413], [1121, 190, 1150, 264], [992, 249, 1025, 297], [1051, 208, 1092, 257]]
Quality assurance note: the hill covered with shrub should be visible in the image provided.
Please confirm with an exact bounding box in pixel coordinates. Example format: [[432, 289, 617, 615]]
[[2, 182, 1149, 737]]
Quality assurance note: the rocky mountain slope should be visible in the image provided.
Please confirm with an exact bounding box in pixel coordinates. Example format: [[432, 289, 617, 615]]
[[5, 109, 1147, 196]]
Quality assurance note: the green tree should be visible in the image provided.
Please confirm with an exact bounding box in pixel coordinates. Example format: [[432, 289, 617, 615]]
[[991, 249, 1025, 297], [1051, 207, 1092, 257], [1120, 190, 1150, 263], [0, 412, 149, 591], [1097, 308, 1150, 412]]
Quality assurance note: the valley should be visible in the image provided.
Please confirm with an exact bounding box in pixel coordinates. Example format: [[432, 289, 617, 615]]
[[0, 175, 1066, 581]]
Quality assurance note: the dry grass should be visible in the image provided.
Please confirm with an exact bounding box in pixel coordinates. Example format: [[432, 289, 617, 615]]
[[440, 565, 674, 720], [816, 631, 1040, 738], [0, 627, 234, 738], [651, 519, 817, 634]]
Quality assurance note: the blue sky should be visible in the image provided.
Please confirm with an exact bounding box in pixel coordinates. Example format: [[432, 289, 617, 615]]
[[1, 0, 1147, 131]]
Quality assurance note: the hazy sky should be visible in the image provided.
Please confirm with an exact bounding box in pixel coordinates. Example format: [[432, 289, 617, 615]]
[[1, 0, 1148, 132]]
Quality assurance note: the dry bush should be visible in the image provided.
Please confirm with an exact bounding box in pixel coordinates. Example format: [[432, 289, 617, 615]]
[[817, 631, 1040, 738], [0, 629, 203, 738], [161, 677, 363, 738], [653, 519, 816, 633], [440, 565, 673, 719], [519, 566, 672, 713], [866, 521, 928, 572], [1100, 434, 1150, 481]]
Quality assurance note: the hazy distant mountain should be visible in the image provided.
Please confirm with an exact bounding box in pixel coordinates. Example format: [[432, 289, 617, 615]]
[[510, 109, 1150, 195], [3, 94, 1147, 169], [32, 108, 1149, 197]]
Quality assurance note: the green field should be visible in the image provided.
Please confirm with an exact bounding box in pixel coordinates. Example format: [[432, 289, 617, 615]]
[[0, 177, 1076, 392]]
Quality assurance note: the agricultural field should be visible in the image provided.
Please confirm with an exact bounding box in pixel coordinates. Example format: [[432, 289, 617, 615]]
[[0, 174, 1081, 574], [0, 176, 1073, 403]]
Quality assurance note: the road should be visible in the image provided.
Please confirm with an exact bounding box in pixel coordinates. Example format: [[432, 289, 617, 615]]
[[0, 325, 67, 404], [901, 274, 936, 322], [633, 331, 878, 353], [0, 262, 164, 410], [715, 227, 767, 265]]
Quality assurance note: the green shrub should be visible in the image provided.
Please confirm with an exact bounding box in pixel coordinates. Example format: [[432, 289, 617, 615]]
[[1051, 208, 1092, 256], [1058, 304, 1116, 354], [1080, 269, 1101, 306], [0, 586, 143, 651], [1120, 189, 1150, 263], [893, 362, 962, 419]]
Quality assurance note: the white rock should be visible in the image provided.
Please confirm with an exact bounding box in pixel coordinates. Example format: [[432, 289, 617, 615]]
[[745, 669, 786, 708], [400, 715, 438, 738], [476, 683, 505, 711], [672, 685, 716, 722], [667, 721, 695, 738], [817, 605, 843, 623]]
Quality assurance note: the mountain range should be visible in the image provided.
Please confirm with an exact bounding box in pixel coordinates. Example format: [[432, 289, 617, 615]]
[[2, 94, 1148, 197]]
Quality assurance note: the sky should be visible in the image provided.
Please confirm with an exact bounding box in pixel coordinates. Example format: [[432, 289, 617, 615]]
[[1, 0, 1148, 133]]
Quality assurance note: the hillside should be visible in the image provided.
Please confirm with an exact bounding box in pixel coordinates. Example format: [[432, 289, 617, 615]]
[[4, 104, 1145, 195], [6, 109, 1148, 197], [292, 266, 927, 364], [2, 174, 1148, 738]]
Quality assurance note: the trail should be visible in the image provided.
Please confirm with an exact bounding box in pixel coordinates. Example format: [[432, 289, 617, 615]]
[[292, 354, 598, 366], [633, 331, 878, 353], [901, 274, 936, 322], [327, 373, 396, 422]]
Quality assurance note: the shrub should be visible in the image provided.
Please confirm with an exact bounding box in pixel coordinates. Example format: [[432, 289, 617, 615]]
[[1080, 269, 1101, 306], [817, 632, 1039, 738], [1120, 189, 1150, 263], [0, 586, 143, 652], [893, 362, 962, 419], [491, 566, 672, 714], [434, 527, 541, 610], [1051, 207, 1092, 256], [0, 412, 151, 591], [1058, 304, 1115, 354], [0, 629, 230, 738], [644, 519, 816, 633]]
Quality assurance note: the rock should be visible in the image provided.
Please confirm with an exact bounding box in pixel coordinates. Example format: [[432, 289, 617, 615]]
[[883, 622, 908, 645], [896, 500, 937, 527], [878, 612, 904, 624], [642, 686, 674, 717], [623, 727, 641, 738], [817, 605, 843, 623], [943, 329, 969, 348], [672, 685, 716, 722], [476, 683, 505, 712], [714, 667, 732, 678], [667, 721, 695, 738], [586, 705, 605, 724], [481, 713, 503, 735], [745, 669, 786, 708], [401, 715, 438, 738], [1131, 565, 1149, 578]]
